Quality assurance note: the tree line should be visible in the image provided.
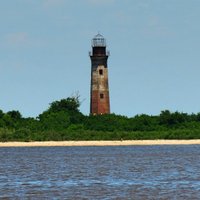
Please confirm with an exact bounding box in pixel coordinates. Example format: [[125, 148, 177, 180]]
[[1, 96, 200, 141]]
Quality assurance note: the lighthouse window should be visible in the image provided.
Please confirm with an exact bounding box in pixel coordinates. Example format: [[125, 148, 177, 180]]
[[99, 69, 103, 75], [100, 93, 104, 99]]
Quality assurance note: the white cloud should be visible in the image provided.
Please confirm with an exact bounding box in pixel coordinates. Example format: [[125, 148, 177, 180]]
[[143, 16, 174, 37], [5, 32, 29, 46], [43, 0, 65, 7], [4, 32, 44, 48], [137, 2, 149, 9], [115, 11, 130, 24], [87, 0, 115, 5]]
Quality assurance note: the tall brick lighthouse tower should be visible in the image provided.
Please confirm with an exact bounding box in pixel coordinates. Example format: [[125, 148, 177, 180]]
[[89, 33, 110, 115]]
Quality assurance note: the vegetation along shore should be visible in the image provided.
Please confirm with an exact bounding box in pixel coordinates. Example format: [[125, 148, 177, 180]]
[[1, 96, 200, 142]]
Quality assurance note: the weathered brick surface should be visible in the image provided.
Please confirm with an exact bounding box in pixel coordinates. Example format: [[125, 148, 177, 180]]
[[90, 46, 110, 115]]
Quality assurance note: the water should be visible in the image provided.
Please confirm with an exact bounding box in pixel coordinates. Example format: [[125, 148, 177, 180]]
[[0, 145, 200, 199]]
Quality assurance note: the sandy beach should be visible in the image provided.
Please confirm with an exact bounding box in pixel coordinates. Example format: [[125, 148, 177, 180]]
[[0, 140, 200, 147]]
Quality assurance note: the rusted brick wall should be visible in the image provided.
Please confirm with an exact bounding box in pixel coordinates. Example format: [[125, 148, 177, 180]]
[[90, 43, 110, 115], [90, 65, 110, 114]]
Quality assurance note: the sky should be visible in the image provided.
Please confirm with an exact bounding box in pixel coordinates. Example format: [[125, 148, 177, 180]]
[[0, 0, 200, 117]]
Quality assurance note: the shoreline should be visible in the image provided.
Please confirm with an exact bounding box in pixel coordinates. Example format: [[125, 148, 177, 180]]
[[1, 140, 200, 147]]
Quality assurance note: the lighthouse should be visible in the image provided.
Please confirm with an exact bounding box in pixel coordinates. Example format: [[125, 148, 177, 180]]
[[89, 33, 110, 115]]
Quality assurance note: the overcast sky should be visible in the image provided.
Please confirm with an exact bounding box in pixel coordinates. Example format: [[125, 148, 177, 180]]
[[0, 0, 200, 117]]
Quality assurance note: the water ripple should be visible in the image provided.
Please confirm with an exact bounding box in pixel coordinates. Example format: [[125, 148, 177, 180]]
[[0, 145, 200, 199]]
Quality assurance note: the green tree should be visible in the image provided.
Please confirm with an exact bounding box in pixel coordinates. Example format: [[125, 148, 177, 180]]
[[7, 110, 22, 121], [0, 110, 4, 118], [39, 96, 84, 125], [48, 97, 80, 113], [39, 111, 71, 131]]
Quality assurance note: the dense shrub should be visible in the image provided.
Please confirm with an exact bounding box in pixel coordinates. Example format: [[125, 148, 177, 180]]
[[1, 97, 200, 141]]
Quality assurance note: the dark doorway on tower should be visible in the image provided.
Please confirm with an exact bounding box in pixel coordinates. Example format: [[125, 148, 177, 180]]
[[100, 93, 104, 99], [99, 69, 103, 75]]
